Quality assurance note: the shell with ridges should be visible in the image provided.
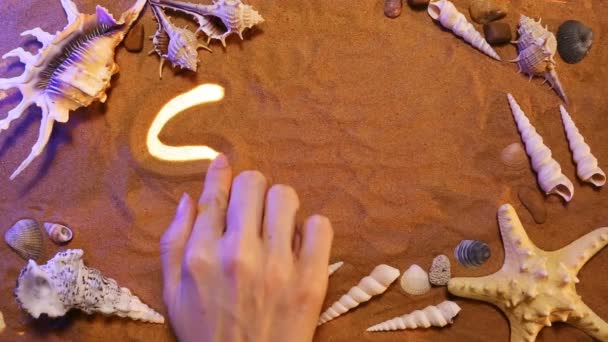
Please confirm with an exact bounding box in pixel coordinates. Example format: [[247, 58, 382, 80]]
[[0, 0, 147, 179], [318, 264, 400, 325], [367, 300, 461, 331], [427, 0, 501, 60], [557, 20, 592, 64], [43, 222, 73, 244], [150, 0, 264, 47], [400, 264, 431, 295], [560, 106, 605, 187], [328, 261, 344, 276], [429, 254, 451, 286], [507, 94, 574, 201], [4, 219, 43, 260], [454, 240, 491, 267], [14, 249, 165, 323]]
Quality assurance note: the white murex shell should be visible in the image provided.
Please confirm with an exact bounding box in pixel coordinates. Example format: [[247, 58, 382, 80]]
[[0, 0, 146, 179], [560, 106, 605, 187], [400, 264, 431, 295], [318, 264, 400, 326], [507, 93, 574, 202], [367, 300, 461, 332], [14, 249, 164, 323], [427, 0, 501, 60]]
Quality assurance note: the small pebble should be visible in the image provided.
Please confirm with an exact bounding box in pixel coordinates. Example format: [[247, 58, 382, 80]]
[[429, 254, 451, 286], [408, 0, 430, 9], [518, 186, 547, 224], [469, 0, 508, 25], [384, 0, 403, 18], [124, 23, 144, 53], [484, 21, 512, 45]]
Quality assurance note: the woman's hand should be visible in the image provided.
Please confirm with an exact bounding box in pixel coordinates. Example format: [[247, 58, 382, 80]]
[[160, 155, 334, 342]]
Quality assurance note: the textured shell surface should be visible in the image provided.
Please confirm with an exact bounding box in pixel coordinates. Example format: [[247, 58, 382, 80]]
[[367, 300, 461, 332], [454, 240, 491, 267], [557, 20, 593, 64], [14, 249, 165, 323], [0, 0, 146, 179], [429, 254, 451, 286], [516, 16, 557, 55], [4, 219, 43, 261], [151, 0, 264, 47], [501, 142, 528, 171], [400, 264, 431, 295], [43, 222, 73, 244]]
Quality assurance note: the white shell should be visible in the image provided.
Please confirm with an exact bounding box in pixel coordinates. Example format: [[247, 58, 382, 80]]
[[427, 0, 501, 60], [507, 94, 574, 202], [14, 249, 164, 323], [0, 0, 146, 179], [328, 261, 344, 276], [367, 300, 461, 331], [318, 264, 400, 325], [560, 106, 605, 187], [400, 264, 431, 295], [43, 222, 73, 244]]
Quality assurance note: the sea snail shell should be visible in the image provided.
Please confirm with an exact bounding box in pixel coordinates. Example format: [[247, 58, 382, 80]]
[[44, 222, 73, 244]]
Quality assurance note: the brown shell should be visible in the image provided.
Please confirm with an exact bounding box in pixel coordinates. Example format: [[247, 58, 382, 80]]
[[4, 219, 43, 260]]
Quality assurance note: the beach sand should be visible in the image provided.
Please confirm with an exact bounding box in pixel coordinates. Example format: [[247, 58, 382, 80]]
[[1, 0, 607, 340]]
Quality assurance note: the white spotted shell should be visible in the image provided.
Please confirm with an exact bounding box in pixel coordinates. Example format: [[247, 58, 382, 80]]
[[400, 264, 431, 295]]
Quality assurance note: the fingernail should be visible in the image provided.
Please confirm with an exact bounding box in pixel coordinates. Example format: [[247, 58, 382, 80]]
[[212, 154, 229, 169], [177, 193, 190, 216]]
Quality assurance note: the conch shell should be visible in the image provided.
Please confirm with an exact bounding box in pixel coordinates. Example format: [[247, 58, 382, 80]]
[[43, 222, 74, 244], [560, 106, 605, 187], [511, 16, 567, 103], [318, 264, 400, 326], [0, 0, 146, 179], [367, 300, 461, 332], [328, 261, 344, 276], [149, 2, 211, 79], [507, 93, 574, 202], [4, 219, 43, 261], [14, 249, 165, 323], [427, 0, 501, 60], [150, 0, 264, 47]]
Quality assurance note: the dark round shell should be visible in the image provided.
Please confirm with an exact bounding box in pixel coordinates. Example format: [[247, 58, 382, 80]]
[[454, 240, 491, 268], [557, 20, 593, 64]]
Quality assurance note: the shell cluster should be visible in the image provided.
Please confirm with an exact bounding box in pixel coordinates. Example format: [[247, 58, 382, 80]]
[[4, 219, 43, 261], [454, 240, 491, 268], [557, 20, 593, 64], [400, 264, 431, 295]]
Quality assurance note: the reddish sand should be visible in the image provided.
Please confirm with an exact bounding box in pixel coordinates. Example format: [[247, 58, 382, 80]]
[[1, 0, 608, 341]]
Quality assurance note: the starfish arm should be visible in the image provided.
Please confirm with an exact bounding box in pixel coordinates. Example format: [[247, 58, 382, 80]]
[[509, 317, 544, 342], [498, 204, 540, 269], [554, 227, 608, 274], [448, 274, 505, 305], [568, 302, 608, 341]]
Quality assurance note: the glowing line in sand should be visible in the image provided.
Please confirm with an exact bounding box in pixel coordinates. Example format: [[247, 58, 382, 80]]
[[147, 83, 225, 161]]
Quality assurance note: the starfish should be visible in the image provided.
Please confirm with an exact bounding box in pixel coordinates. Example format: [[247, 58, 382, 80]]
[[448, 204, 608, 342]]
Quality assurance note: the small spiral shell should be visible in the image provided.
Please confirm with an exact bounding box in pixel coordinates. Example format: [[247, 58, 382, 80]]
[[367, 300, 461, 331], [454, 240, 491, 268], [43, 222, 74, 244], [557, 20, 592, 64], [4, 219, 43, 260]]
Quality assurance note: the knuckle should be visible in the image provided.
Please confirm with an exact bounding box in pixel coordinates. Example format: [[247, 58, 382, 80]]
[[236, 170, 267, 187], [295, 284, 325, 307], [221, 251, 254, 278], [183, 250, 212, 274], [264, 262, 290, 291]]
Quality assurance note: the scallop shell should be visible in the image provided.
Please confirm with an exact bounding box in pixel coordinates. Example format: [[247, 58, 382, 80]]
[[400, 264, 431, 295], [0, 0, 146, 179], [149, 3, 211, 79], [428, 254, 451, 286], [501, 142, 528, 171], [150, 0, 264, 47], [557, 20, 593, 64], [454, 240, 491, 267], [4, 219, 43, 260], [511, 15, 567, 103], [43, 222, 73, 244]]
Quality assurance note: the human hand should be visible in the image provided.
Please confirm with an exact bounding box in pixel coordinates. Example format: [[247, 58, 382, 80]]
[[160, 155, 334, 342]]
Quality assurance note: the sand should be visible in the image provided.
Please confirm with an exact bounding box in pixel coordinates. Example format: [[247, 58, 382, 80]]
[[0, 0, 607, 341]]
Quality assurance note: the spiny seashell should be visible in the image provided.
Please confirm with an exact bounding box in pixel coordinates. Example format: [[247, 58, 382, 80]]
[[14, 249, 165, 323], [557, 20, 593, 64], [429, 255, 451, 286], [0, 0, 146, 179], [43, 222, 73, 244], [507, 94, 574, 201], [149, 3, 211, 79], [454, 240, 490, 267], [328, 261, 344, 276], [150, 0, 264, 47], [427, 0, 501, 60], [560, 106, 605, 187], [511, 16, 567, 103], [318, 264, 400, 325], [400, 264, 431, 295], [367, 300, 461, 332], [4, 219, 43, 261], [501, 142, 528, 171]]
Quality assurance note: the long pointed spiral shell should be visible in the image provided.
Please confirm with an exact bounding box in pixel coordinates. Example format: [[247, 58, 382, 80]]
[[318, 264, 400, 326], [427, 0, 500, 60], [328, 261, 344, 276], [560, 106, 605, 187], [507, 94, 574, 202], [367, 300, 461, 332]]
